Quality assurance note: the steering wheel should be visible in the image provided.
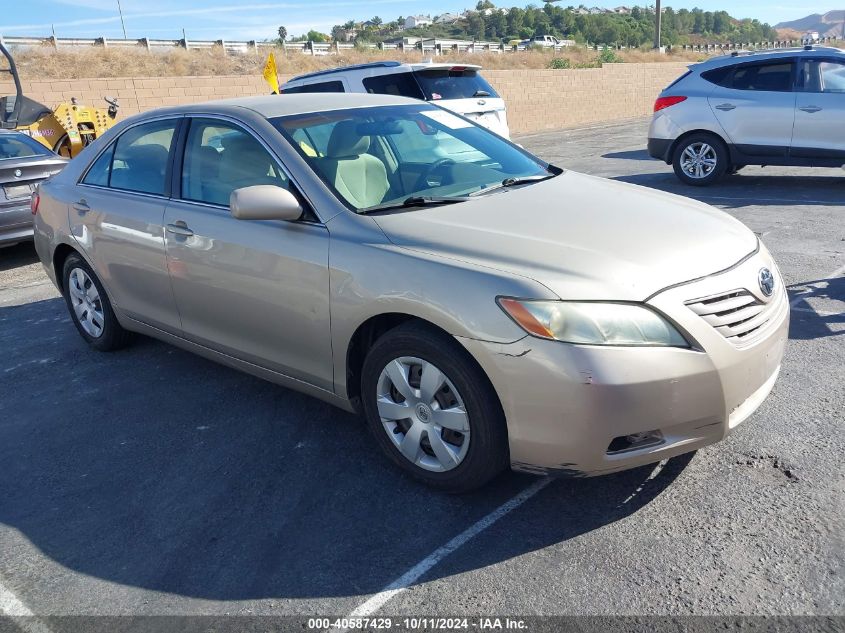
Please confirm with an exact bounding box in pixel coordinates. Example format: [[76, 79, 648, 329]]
[[414, 158, 456, 191]]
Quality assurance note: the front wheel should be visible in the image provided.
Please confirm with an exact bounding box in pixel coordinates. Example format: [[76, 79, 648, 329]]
[[360, 322, 509, 492], [672, 134, 728, 186]]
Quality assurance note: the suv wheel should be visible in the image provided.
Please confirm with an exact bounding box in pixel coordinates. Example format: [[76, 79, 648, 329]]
[[672, 133, 728, 186], [360, 322, 508, 492], [62, 253, 132, 351]]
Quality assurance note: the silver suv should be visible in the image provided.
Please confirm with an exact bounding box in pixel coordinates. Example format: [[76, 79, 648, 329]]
[[648, 46, 845, 185]]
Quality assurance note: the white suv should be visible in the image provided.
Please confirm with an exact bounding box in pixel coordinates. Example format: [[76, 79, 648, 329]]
[[281, 61, 510, 137], [648, 46, 845, 185]]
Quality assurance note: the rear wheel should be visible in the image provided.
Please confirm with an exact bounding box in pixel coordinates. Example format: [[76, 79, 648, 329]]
[[672, 133, 728, 186], [360, 322, 508, 492], [62, 253, 132, 351]]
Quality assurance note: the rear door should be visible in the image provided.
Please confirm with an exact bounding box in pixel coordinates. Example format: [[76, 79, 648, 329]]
[[792, 58, 845, 161], [70, 117, 182, 333], [706, 59, 797, 157]]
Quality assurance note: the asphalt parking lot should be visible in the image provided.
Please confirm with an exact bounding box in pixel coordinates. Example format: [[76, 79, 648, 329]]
[[0, 118, 843, 627]]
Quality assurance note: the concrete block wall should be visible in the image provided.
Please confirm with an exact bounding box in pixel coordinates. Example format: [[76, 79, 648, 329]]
[[1, 62, 689, 135]]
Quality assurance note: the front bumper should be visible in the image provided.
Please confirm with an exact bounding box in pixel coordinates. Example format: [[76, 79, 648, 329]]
[[0, 201, 34, 246], [458, 248, 789, 476]]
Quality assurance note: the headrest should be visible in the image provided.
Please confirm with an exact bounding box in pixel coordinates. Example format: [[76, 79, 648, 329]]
[[326, 120, 370, 158], [121, 143, 168, 168]]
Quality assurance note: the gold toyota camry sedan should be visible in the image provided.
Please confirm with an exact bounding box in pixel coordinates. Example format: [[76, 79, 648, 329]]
[[32, 94, 789, 492]]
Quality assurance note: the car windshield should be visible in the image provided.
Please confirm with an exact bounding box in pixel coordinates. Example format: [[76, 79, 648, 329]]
[[272, 104, 553, 213], [413, 68, 499, 100], [0, 134, 51, 160]]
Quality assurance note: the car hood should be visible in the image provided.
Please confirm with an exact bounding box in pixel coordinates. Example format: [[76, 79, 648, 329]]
[[372, 170, 757, 301]]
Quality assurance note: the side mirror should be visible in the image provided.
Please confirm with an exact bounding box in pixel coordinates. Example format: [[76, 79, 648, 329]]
[[229, 185, 303, 221]]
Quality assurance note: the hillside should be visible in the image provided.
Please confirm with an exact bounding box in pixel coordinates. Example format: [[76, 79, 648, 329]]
[[774, 10, 845, 37]]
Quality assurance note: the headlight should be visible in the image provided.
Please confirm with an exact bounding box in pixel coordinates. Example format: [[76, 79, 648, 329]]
[[498, 298, 689, 347]]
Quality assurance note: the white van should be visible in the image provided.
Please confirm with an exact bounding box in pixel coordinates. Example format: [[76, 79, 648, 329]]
[[280, 61, 510, 137]]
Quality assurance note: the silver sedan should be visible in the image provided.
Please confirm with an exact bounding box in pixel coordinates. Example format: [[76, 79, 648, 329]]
[[33, 94, 788, 492]]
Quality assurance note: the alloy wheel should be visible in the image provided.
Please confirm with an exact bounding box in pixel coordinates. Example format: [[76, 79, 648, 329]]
[[680, 142, 718, 179]]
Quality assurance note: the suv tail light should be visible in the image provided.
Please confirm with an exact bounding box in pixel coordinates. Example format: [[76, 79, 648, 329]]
[[30, 191, 40, 216], [654, 96, 687, 112]]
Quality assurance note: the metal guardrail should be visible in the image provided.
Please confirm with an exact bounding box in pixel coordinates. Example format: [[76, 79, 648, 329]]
[[2, 34, 840, 56]]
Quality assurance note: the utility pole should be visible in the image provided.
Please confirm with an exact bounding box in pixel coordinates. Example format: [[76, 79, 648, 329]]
[[116, 0, 127, 39], [654, 0, 662, 49]]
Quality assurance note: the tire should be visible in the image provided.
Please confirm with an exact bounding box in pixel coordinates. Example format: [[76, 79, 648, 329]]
[[62, 253, 132, 351], [360, 322, 509, 493], [672, 133, 729, 186]]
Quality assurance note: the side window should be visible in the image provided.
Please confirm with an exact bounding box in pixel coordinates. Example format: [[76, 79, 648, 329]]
[[109, 120, 177, 195], [730, 62, 794, 92], [181, 119, 289, 207], [288, 80, 344, 94], [701, 66, 733, 87], [362, 72, 425, 99], [82, 143, 115, 186], [819, 61, 845, 93], [289, 121, 338, 158]]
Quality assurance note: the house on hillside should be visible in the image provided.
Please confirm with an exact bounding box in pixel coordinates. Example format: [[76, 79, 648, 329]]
[[613, 6, 632, 14], [434, 13, 462, 24], [405, 15, 433, 28]]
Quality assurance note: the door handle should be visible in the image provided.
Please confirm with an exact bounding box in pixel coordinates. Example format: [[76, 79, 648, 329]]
[[799, 105, 822, 113], [166, 222, 194, 237], [72, 199, 90, 213], [715, 103, 736, 111]]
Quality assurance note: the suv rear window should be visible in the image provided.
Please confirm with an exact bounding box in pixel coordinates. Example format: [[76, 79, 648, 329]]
[[413, 69, 499, 100], [284, 80, 345, 94], [362, 72, 425, 99]]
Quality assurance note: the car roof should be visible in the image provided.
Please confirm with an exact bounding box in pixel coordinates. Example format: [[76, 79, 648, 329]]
[[131, 93, 422, 121], [692, 46, 845, 71], [286, 60, 482, 84]]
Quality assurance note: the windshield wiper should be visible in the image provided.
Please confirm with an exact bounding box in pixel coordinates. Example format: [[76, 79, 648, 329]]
[[473, 90, 492, 97], [470, 172, 558, 197], [358, 195, 470, 215]]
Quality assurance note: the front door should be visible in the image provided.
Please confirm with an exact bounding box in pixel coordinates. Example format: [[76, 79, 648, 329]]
[[163, 117, 333, 389], [792, 58, 845, 160], [70, 117, 182, 333]]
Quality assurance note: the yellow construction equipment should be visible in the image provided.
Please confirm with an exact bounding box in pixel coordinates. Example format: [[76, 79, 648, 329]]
[[0, 41, 119, 157]]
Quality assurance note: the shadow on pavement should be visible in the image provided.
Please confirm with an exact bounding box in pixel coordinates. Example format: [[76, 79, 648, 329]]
[[788, 275, 844, 341], [0, 297, 692, 601], [0, 241, 38, 273], [612, 172, 845, 208], [601, 149, 653, 161]]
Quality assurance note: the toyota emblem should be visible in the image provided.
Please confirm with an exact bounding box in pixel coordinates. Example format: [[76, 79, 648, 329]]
[[758, 268, 775, 297], [14, 169, 21, 178]]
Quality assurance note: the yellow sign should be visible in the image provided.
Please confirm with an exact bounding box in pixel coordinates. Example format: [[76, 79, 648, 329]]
[[263, 51, 280, 94]]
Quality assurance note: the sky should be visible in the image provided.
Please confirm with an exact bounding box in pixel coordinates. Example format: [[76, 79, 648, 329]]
[[1, 1, 835, 41]]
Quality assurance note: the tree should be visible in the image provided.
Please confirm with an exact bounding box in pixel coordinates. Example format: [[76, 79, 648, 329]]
[[466, 12, 486, 39], [370, 16, 383, 26], [343, 20, 355, 29], [277, 25, 287, 42], [306, 29, 327, 42], [331, 25, 346, 41]]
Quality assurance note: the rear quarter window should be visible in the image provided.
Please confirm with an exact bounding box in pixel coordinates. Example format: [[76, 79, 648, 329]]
[[701, 66, 733, 87], [362, 72, 425, 99], [284, 80, 345, 94]]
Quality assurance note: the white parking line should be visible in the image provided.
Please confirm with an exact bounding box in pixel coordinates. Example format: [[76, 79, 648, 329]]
[[0, 580, 52, 633], [342, 477, 553, 622]]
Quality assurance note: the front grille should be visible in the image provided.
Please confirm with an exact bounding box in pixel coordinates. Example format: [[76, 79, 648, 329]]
[[685, 286, 786, 346]]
